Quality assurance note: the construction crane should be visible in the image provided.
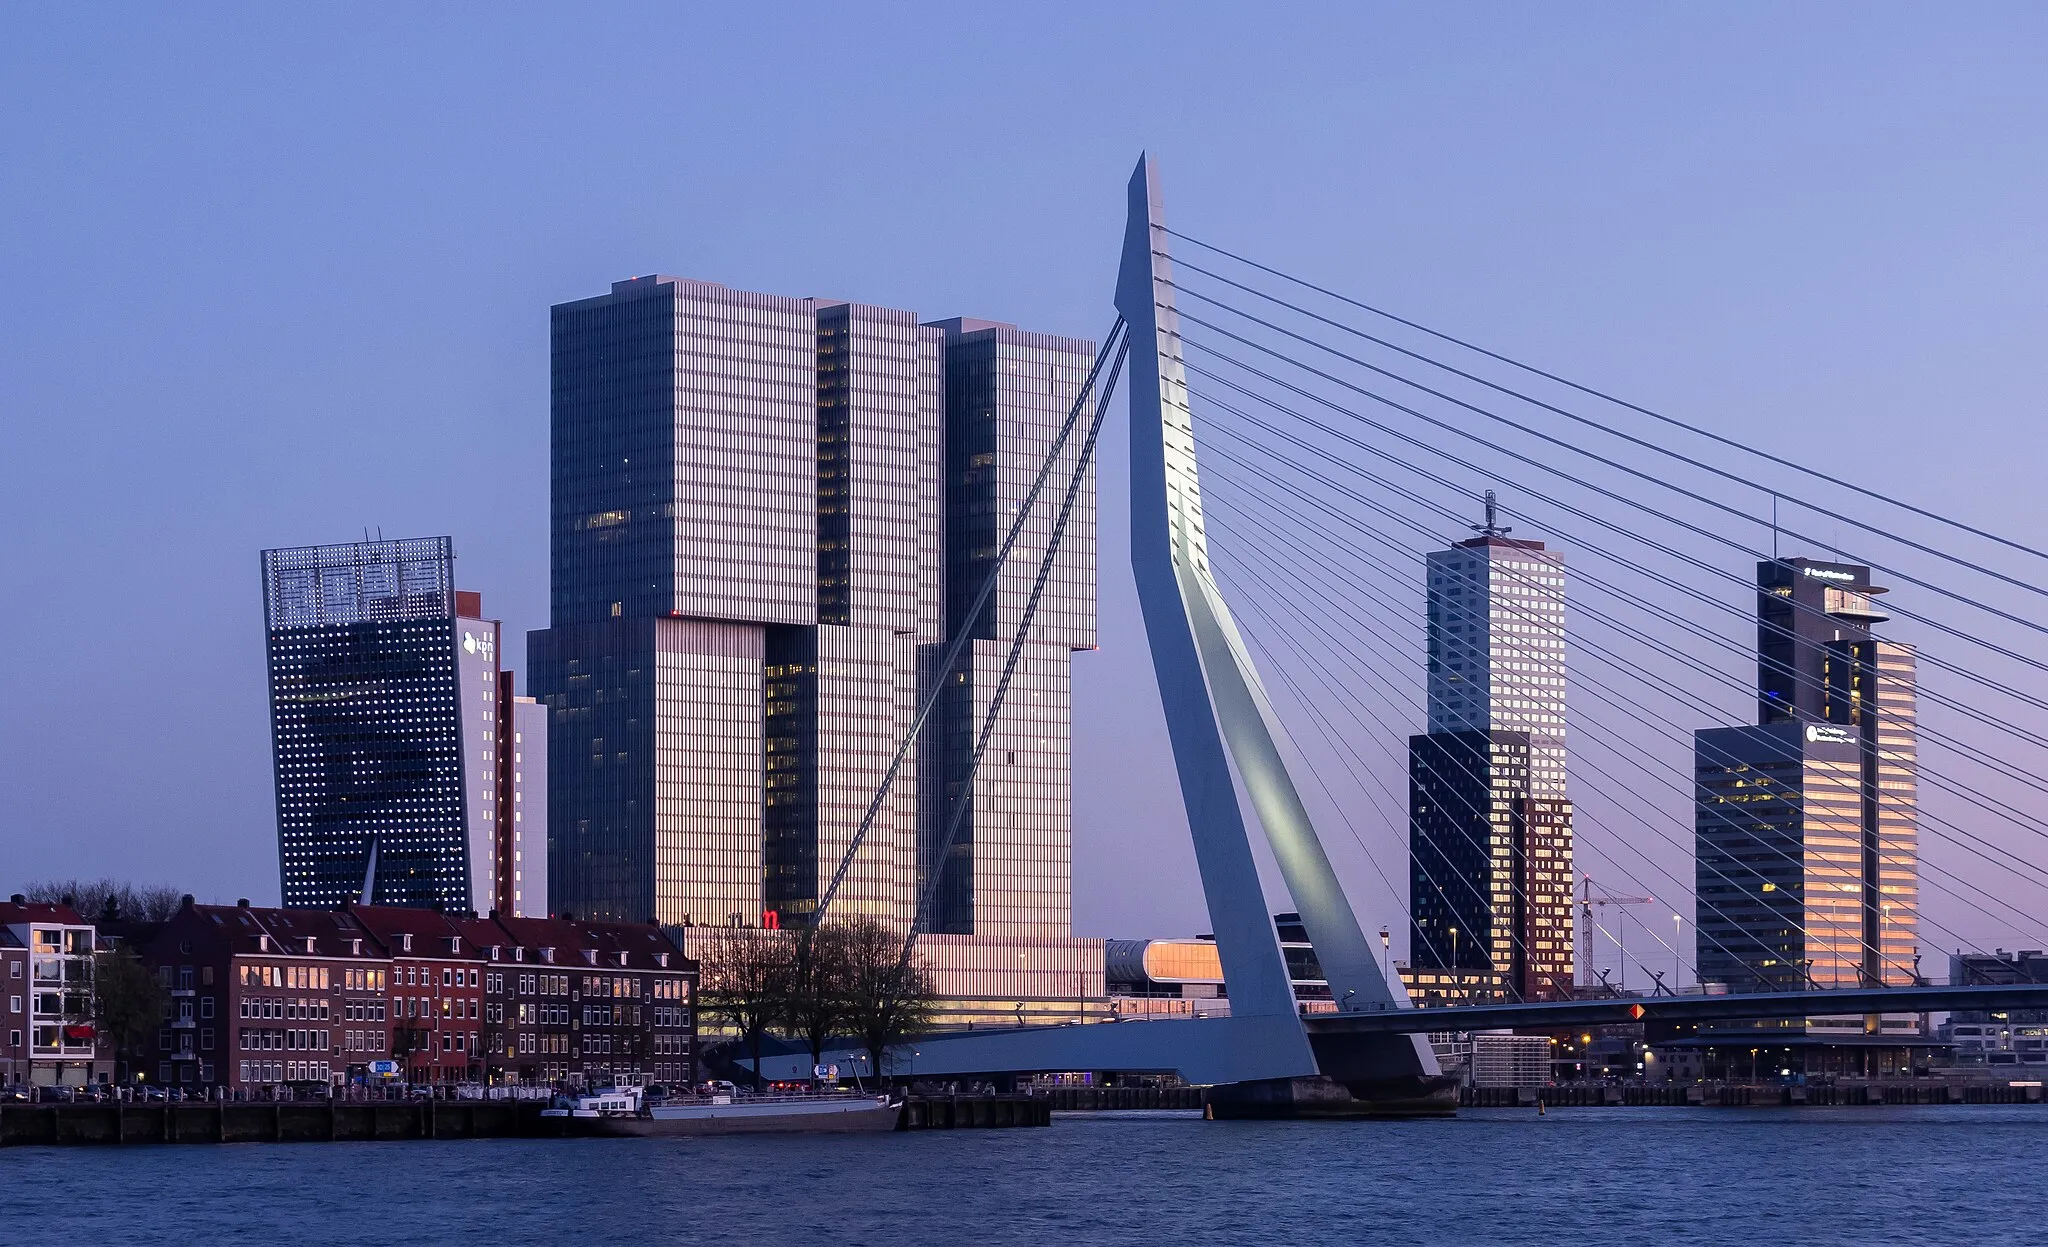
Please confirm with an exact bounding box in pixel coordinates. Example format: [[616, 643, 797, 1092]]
[[1580, 875, 1656, 994]]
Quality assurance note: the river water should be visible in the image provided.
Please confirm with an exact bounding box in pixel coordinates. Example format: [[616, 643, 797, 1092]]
[[3, 1106, 2038, 1245]]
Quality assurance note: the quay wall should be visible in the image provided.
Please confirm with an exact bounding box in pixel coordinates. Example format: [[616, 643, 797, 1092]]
[[0, 1101, 552, 1147], [2, 1096, 1054, 1145], [899, 1095, 1051, 1129], [1039, 1086, 1203, 1112], [1463, 1081, 2048, 1108]]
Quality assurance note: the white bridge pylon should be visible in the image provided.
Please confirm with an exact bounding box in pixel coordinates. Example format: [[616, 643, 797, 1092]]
[[757, 156, 1439, 1088], [1116, 153, 1437, 1081]]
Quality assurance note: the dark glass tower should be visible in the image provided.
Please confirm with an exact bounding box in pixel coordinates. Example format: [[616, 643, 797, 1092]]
[[261, 538, 510, 911], [1696, 558, 1919, 995], [1409, 730, 1567, 1003]]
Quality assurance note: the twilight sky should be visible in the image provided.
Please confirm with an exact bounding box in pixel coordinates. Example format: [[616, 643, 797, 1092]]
[[4, 6, 2046, 957]]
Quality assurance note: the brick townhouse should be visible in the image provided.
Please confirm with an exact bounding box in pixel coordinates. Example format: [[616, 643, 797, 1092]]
[[126, 898, 692, 1093], [486, 915, 697, 1090], [347, 904, 486, 1085], [137, 899, 391, 1090]]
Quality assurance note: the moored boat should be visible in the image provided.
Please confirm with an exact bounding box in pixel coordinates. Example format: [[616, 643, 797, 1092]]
[[542, 1086, 902, 1135]]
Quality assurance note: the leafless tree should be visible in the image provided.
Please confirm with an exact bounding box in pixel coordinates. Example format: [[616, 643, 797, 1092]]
[[837, 916, 937, 1087], [22, 878, 187, 922], [783, 920, 854, 1075], [695, 924, 793, 1088]]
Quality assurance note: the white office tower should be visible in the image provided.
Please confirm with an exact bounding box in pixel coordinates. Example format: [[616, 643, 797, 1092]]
[[1424, 497, 1568, 797]]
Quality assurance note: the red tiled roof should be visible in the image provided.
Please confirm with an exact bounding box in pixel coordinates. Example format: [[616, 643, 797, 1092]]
[[0, 901, 90, 927]]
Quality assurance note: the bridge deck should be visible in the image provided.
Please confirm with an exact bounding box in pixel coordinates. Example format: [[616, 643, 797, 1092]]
[[1304, 983, 2048, 1036]]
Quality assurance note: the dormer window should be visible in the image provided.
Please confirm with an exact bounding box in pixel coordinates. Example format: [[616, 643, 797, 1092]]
[[349, 939, 362, 956], [513, 947, 525, 963], [657, 953, 669, 968], [256, 935, 270, 952], [401, 934, 413, 953], [304, 937, 316, 955], [540, 947, 554, 964], [488, 946, 501, 961], [449, 937, 462, 955], [582, 949, 598, 966], [617, 952, 629, 967]]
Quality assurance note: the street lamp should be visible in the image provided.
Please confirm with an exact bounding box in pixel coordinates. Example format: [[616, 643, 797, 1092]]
[[1449, 928, 1460, 1002], [1673, 914, 1683, 993]]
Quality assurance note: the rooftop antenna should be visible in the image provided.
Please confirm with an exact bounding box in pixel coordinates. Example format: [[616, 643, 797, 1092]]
[[1471, 488, 1512, 538]]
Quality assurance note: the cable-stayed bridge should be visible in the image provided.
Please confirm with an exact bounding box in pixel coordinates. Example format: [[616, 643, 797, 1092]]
[[778, 154, 2048, 1111]]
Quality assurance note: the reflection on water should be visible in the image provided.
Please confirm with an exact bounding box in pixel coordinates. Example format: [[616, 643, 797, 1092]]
[[2, 1106, 2039, 1246]]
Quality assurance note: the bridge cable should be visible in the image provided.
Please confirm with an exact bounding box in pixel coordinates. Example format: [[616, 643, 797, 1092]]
[[1169, 299, 2048, 682], [1161, 260, 2048, 611], [1196, 424, 2045, 959], [1159, 227, 2048, 568], [809, 317, 1128, 931], [1201, 491, 1967, 984], [1209, 539, 1703, 992], [1194, 408, 2048, 922], [1184, 377, 2048, 885], [1183, 362, 2048, 842], [1177, 338, 2048, 763], [1203, 476, 2041, 963], [897, 335, 1131, 970]]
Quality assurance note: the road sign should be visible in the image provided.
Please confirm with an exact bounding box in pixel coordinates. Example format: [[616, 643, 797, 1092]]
[[369, 1060, 399, 1076]]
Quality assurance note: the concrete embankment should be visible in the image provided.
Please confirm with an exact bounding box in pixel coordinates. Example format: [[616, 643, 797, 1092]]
[[1038, 1086, 1203, 1111], [0, 1100, 551, 1146], [2, 1095, 1055, 1145], [899, 1095, 1051, 1128], [1463, 1081, 2048, 1108]]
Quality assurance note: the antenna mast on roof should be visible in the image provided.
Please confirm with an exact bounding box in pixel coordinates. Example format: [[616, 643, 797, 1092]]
[[1471, 488, 1512, 538]]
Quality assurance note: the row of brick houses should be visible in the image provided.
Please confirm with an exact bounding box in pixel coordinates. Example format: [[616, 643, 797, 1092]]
[[107, 899, 696, 1093]]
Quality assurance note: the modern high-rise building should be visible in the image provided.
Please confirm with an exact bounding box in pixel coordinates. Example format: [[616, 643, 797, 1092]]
[[1695, 557, 1920, 994], [529, 278, 1097, 955], [1407, 498, 1574, 1002], [261, 537, 536, 913], [507, 691, 549, 918], [926, 318, 1096, 938]]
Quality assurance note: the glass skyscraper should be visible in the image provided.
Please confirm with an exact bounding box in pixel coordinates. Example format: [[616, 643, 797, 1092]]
[[531, 279, 1095, 942], [262, 538, 535, 913], [1695, 558, 1920, 995], [926, 319, 1097, 937], [1407, 509, 1575, 1002]]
